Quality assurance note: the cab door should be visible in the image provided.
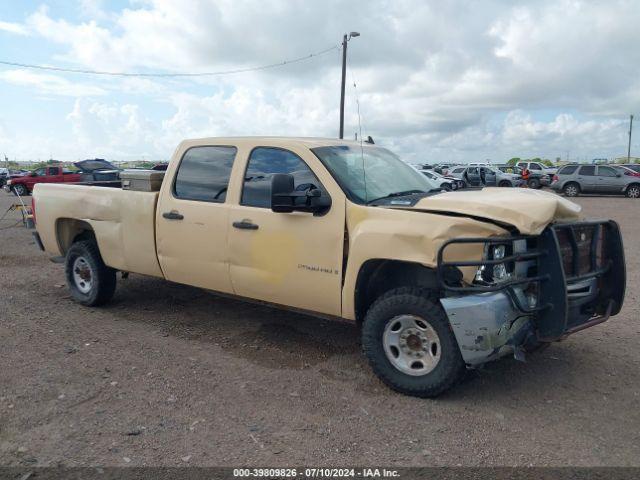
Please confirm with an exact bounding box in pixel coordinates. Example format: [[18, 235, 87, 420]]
[[227, 146, 345, 316], [156, 145, 237, 293]]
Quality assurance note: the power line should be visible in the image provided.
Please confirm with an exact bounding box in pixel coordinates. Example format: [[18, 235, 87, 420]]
[[0, 44, 339, 78]]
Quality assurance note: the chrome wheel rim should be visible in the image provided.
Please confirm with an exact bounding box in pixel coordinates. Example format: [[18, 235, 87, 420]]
[[565, 185, 578, 196], [383, 315, 441, 376], [72, 257, 93, 294], [628, 187, 640, 198]]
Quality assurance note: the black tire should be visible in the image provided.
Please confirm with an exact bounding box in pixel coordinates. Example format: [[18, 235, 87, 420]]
[[528, 178, 541, 189], [361, 287, 465, 398], [13, 184, 28, 196], [65, 240, 116, 306], [440, 183, 451, 191], [498, 180, 512, 188], [563, 182, 580, 197], [626, 184, 640, 198]]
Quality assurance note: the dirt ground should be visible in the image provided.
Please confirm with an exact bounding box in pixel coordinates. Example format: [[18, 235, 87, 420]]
[[1, 190, 639, 467]]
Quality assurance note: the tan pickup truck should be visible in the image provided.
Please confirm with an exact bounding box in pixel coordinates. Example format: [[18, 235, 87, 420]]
[[32, 137, 626, 397]]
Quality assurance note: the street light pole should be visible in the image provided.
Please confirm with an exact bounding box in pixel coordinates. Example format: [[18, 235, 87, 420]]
[[628, 114, 634, 162], [339, 32, 360, 139]]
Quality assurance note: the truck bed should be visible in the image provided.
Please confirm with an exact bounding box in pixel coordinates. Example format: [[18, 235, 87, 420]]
[[33, 183, 163, 278]]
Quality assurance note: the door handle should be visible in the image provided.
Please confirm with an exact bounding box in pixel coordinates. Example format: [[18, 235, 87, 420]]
[[233, 220, 259, 230], [162, 211, 184, 220]]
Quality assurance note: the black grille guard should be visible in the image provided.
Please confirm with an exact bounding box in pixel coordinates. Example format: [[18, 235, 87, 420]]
[[436, 220, 626, 341]]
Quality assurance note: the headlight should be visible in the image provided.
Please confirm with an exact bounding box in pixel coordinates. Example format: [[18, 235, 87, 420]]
[[475, 243, 512, 284], [492, 245, 509, 281]]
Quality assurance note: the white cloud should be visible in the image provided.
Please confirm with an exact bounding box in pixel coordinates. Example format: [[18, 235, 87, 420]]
[[1, 0, 639, 161], [0, 20, 29, 35], [0, 69, 106, 96]]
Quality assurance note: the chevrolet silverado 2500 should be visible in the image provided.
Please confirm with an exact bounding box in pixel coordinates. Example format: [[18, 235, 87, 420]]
[[32, 137, 626, 397]]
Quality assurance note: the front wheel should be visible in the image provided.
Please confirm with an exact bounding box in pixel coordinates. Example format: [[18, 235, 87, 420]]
[[361, 287, 465, 397], [13, 184, 28, 196], [626, 184, 640, 198], [65, 240, 116, 306], [498, 180, 512, 188], [440, 183, 451, 191], [528, 178, 541, 189]]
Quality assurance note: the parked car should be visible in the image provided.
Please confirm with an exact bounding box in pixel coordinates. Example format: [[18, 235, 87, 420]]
[[31, 137, 626, 398], [617, 163, 640, 174], [4, 166, 81, 196], [419, 169, 458, 190], [0, 167, 8, 187], [516, 161, 557, 176], [551, 164, 640, 198], [448, 166, 522, 187], [75, 159, 120, 182]]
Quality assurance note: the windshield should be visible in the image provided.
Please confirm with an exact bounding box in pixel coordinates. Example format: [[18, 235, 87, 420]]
[[312, 145, 436, 204]]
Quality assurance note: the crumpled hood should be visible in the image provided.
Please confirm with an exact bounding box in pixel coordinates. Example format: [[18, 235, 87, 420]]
[[409, 187, 582, 235]]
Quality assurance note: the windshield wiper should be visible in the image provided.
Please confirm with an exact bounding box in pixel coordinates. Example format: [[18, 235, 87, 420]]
[[366, 189, 427, 205]]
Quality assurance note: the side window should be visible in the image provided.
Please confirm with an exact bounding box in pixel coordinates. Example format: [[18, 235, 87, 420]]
[[241, 147, 324, 208], [47, 167, 59, 175], [559, 165, 578, 175], [530, 163, 542, 170], [453, 168, 465, 174], [598, 166, 617, 177], [174, 146, 237, 202], [517, 163, 526, 169], [33, 168, 46, 176], [579, 166, 596, 176]]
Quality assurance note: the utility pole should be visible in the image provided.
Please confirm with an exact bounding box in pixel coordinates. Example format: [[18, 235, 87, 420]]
[[628, 114, 634, 162], [339, 32, 360, 139]]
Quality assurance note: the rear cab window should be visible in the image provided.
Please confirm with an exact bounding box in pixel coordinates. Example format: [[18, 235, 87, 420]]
[[173, 146, 237, 202], [241, 147, 325, 208]]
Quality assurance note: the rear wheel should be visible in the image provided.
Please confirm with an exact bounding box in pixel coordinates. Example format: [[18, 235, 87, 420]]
[[626, 184, 640, 198], [65, 240, 116, 306], [528, 178, 541, 189], [563, 182, 580, 197], [361, 287, 465, 397]]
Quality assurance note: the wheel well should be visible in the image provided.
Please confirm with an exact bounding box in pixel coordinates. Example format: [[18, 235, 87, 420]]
[[625, 182, 640, 191], [499, 180, 511, 187], [564, 181, 580, 190], [354, 260, 441, 325], [56, 218, 95, 255]]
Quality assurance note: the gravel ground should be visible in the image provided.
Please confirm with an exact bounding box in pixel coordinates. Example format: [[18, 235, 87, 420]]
[[1, 191, 639, 467]]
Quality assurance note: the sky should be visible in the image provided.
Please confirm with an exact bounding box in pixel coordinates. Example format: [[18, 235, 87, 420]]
[[0, 0, 639, 164]]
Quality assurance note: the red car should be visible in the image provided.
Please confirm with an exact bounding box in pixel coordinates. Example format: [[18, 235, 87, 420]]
[[5, 166, 81, 196]]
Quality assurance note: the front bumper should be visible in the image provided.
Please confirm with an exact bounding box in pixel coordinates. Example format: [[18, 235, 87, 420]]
[[437, 220, 626, 365]]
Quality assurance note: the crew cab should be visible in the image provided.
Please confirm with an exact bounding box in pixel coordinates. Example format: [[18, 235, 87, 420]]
[[5, 166, 81, 196], [517, 161, 558, 175], [31, 137, 626, 397]]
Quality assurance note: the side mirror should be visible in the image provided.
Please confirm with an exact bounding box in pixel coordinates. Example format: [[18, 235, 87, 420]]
[[270, 173, 331, 215]]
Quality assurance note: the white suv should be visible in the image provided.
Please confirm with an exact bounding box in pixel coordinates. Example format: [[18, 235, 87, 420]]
[[516, 161, 557, 175]]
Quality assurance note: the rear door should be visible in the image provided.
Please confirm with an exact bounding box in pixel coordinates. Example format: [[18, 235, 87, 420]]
[[227, 146, 345, 316], [577, 165, 597, 192], [156, 145, 236, 293], [466, 167, 480, 186]]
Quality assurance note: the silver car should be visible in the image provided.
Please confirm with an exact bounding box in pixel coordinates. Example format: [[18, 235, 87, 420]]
[[551, 164, 640, 198], [448, 166, 522, 188]]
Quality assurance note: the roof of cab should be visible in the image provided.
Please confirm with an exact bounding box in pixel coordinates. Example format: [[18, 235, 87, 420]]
[[178, 136, 371, 150]]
